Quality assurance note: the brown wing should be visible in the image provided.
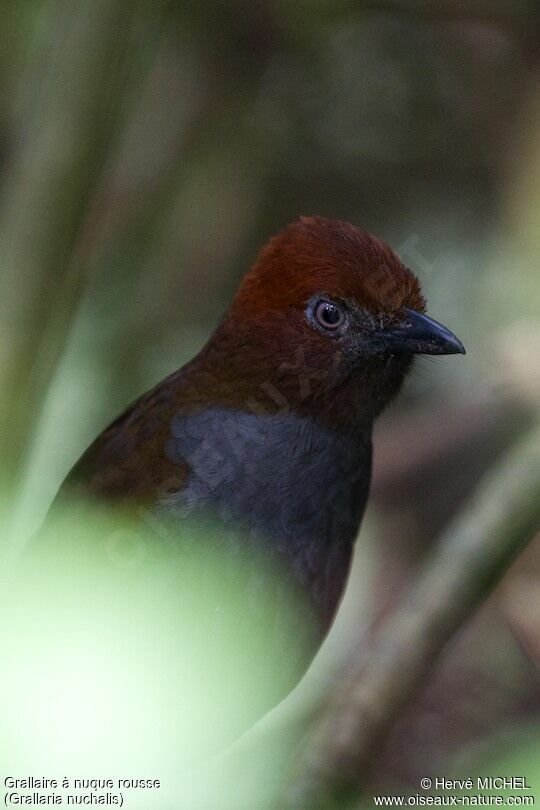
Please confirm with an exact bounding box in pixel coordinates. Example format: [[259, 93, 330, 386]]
[[62, 380, 189, 504]]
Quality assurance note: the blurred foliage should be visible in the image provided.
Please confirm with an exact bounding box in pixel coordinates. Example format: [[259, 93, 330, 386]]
[[1, 496, 319, 807]]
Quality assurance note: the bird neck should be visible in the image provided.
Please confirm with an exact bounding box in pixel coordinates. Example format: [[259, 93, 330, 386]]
[[178, 318, 380, 436]]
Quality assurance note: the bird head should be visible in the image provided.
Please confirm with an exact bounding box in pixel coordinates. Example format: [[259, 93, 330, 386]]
[[195, 217, 464, 429]]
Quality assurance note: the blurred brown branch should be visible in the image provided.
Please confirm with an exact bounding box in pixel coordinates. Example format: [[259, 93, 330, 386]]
[[282, 422, 540, 809], [0, 0, 163, 502]]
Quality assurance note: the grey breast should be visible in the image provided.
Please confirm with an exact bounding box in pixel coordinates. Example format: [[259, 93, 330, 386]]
[[162, 408, 372, 612]]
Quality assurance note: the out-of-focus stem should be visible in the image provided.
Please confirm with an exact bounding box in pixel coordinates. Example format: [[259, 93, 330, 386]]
[[0, 0, 159, 502]]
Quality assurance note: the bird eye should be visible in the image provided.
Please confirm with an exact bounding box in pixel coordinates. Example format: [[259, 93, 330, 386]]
[[313, 300, 346, 331]]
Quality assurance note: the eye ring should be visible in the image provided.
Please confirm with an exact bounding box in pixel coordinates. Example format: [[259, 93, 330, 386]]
[[313, 299, 346, 332]]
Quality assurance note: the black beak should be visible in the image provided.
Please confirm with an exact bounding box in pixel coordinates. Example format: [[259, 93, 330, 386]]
[[377, 308, 465, 356]]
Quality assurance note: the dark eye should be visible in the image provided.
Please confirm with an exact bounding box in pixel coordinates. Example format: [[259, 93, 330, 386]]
[[313, 300, 346, 331]]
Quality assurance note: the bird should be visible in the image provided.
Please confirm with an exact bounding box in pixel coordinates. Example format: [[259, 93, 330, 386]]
[[32, 216, 465, 760]]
